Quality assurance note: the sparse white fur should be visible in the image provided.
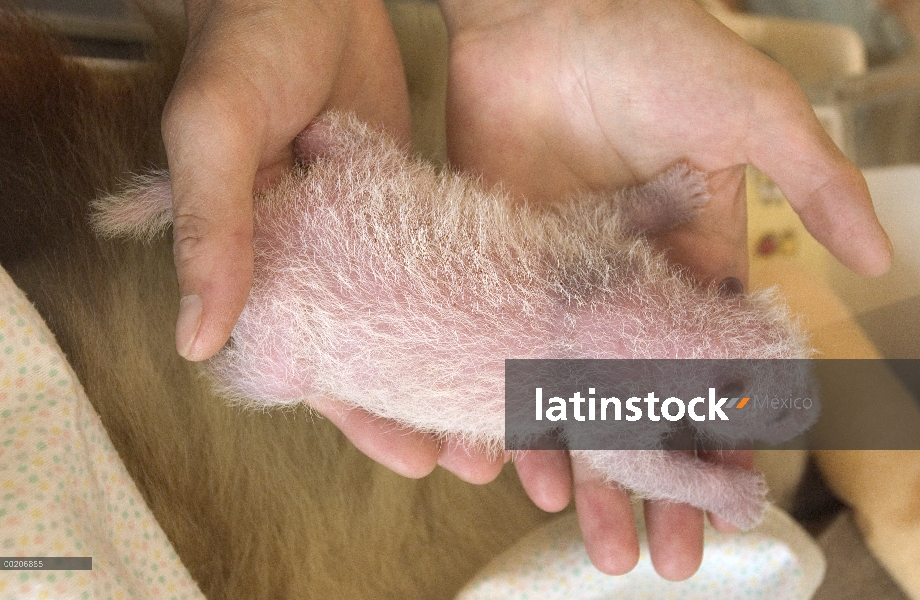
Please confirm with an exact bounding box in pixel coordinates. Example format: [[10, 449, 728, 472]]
[[94, 112, 812, 529]]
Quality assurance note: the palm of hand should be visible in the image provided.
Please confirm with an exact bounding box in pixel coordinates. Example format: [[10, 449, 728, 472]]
[[440, 0, 889, 579], [443, 0, 886, 282]]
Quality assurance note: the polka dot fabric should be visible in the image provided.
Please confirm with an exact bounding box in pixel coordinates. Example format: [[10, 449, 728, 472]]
[[458, 503, 825, 600], [0, 267, 204, 599]]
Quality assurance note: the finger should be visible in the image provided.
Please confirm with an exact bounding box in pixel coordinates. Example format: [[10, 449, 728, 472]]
[[698, 447, 755, 532], [437, 438, 505, 484], [572, 461, 640, 576], [512, 450, 572, 512], [162, 82, 264, 362], [310, 396, 439, 479], [749, 78, 891, 277], [644, 499, 704, 581]]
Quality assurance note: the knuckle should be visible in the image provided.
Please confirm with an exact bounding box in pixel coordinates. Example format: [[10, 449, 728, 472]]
[[171, 213, 213, 267], [172, 212, 253, 272]]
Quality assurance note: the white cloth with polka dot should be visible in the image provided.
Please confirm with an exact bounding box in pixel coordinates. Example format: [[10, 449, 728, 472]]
[[0, 266, 204, 600]]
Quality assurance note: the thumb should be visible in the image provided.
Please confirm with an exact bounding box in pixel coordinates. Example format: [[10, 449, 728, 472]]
[[162, 88, 259, 361], [750, 88, 892, 277]]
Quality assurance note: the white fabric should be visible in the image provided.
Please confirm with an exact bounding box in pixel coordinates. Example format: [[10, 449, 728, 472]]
[[458, 503, 825, 600], [0, 266, 205, 599]]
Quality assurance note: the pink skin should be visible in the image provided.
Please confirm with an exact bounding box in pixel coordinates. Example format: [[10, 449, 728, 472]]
[[94, 112, 811, 532]]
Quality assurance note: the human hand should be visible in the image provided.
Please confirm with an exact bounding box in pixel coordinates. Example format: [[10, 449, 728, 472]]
[[513, 445, 754, 579], [438, 0, 890, 284], [160, 0, 509, 485], [162, 0, 412, 362], [438, 0, 892, 579]]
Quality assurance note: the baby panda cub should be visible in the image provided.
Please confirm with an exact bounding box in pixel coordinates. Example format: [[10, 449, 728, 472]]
[[94, 112, 812, 530]]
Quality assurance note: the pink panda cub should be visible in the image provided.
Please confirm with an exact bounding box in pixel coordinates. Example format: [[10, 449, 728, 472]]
[[93, 112, 812, 530]]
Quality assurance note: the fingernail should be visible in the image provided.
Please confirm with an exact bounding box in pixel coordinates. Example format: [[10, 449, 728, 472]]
[[176, 294, 203, 360], [718, 276, 744, 297]]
